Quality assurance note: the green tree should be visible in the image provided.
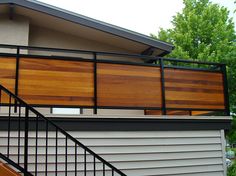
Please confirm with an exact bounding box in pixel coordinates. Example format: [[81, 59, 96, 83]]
[[152, 0, 236, 105], [228, 160, 236, 176], [152, 0, 235, 62], [151, 0, 236, 143]]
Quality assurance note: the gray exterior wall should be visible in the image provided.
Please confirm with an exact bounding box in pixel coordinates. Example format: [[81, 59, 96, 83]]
[[0, 15, 29, 46], [0, 130, 226, 176]]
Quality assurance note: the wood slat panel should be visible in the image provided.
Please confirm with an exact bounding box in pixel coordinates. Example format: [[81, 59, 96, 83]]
[[191, 111, 213, 116], [0, 56, 226, 113], [0, 162, 21, 176], [0, 57, 16, 103], [18, 58, 94, 106], [145, 110, 162, 115], [165, 68, 225, 110], [97, 63, 162, 107], [145, 110, 191, 115]]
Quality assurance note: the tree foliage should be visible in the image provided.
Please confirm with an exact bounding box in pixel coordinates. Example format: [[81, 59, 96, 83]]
[[152, 0, 236, 142], [228, 160, 236, 176], [152, 0, 236, 106], [152, 0, 235, 62]]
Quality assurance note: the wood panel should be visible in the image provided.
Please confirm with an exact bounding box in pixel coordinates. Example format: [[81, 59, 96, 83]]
[[97, 63, 162, 107], [0, 57, 16, 103], [18, 58, 94, 106], [0, 56, 227, 113], [145, 110, 191, 115], [0, 162, 21, 176], [165, 68, 225, 110], [191, 111, 213, 116]]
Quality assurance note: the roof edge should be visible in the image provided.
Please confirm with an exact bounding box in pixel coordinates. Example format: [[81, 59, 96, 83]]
[[0, 0, 174, 53]]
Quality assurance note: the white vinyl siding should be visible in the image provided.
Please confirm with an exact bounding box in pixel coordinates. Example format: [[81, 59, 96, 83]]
[[0, 130, 225, 176]]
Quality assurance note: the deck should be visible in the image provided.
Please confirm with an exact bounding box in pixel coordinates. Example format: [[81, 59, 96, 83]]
[[0, 44, 229, 116]]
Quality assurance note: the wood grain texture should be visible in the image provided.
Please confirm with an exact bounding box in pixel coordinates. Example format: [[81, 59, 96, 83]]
[[0, 57, 16, 103], [0, 56, 226, 114], [97, 63, 162, 107], [145, 110, 191, 115], [0, 162, 21, 176], [165, 68, 225, 110], [191, 111, 212, 116], [18, 58, 94, 106]]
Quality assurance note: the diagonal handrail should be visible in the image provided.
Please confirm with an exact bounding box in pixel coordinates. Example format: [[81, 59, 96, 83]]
[[0, 153, 33, 176], [0, 84, 127, 176]]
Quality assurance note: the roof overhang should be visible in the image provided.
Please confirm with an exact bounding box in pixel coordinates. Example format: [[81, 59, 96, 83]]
[[0, 0, 174, 56]]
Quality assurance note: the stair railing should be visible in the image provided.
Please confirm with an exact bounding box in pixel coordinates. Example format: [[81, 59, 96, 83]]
[[0, 153, 33, 176], [0, 84, 127, 176]]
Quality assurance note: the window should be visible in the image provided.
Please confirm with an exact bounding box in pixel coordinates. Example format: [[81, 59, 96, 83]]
[[52, 108, 81, 115]]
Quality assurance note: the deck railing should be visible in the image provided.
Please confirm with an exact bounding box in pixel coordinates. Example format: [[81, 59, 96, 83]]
[[0, 44, 229, 116]]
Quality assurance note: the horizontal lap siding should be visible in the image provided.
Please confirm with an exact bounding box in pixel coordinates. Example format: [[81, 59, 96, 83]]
[[0, 57, 16, 103], [0, 130, 224, 176], [97, 63, 162, 107], [165, 68, 225, 110], [18, 58, 94, 106]]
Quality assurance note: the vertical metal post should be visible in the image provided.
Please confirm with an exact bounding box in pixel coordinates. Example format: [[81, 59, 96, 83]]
[[93, 53, 98, 114], [221, 64, 230, 116], [24, 107, 29, 175], [84, 150, 87, 176], [160, 58, 167, 115], [55, 128, 58, 176], [45, 121, 48, 175], [75, 144, 77, 176], [93, 156, 96, 176], [65, 136, 68, 176], [7, 95, 12, 158], [35, 115, 38, 176], [14, 46, 20, 112]]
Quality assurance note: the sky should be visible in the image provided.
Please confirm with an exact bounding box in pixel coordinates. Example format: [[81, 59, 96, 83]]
[[39, 0, 235, 36]]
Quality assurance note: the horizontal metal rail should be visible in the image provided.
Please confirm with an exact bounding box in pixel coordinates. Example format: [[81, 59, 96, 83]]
[[0, 44, 225, 66], [0, 44, 229, 116]]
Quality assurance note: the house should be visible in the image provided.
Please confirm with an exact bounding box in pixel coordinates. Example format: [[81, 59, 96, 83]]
[[0, 0, 231, 176]]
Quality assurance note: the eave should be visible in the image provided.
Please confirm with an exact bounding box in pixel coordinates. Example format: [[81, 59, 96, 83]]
[[0, 0, 174, 56]]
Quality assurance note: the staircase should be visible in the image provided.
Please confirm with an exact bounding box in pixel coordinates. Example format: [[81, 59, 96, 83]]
[[0, 84, 126, 176]]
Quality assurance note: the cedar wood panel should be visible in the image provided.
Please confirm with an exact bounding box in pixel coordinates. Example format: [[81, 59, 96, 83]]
[[0, 57, 225, 114], [165, 68, 225, 110], [18, 58, 94, 106], [97, 63, 162, 108], [0, 57, 16, 103]]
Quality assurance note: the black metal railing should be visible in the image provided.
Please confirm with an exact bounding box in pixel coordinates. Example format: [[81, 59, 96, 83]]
[[0, 44, 230, 115], [0, 84, 127, 176], [0, 153, 33, 176]]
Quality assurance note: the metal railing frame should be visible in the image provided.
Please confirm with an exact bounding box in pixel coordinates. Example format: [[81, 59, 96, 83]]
[[0, 84, 127, 176], [0, 44, 230, 115]]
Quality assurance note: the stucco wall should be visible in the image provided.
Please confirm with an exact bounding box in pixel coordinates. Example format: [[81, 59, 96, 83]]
[[28, 25, 143, 62], [0, 15, 29, 46], [29, 25, 131, 53]]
